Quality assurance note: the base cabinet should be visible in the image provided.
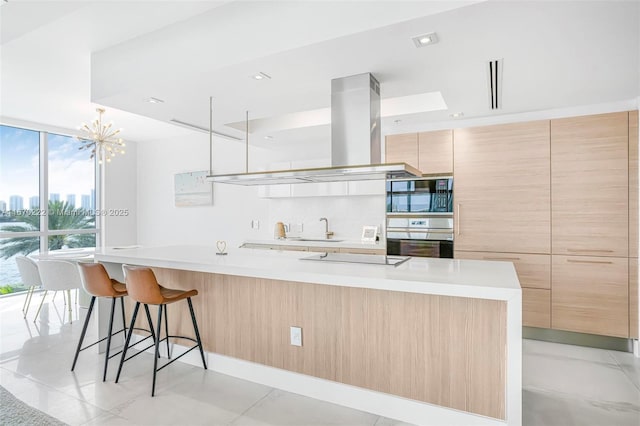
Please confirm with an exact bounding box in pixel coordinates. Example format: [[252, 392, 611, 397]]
[[523, 288, 551, 329], [551, 255, 629, 338], [455, 251, 550, 327]]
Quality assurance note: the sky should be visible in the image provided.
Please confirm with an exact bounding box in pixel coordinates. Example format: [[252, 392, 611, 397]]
[[0, 125, 95, 209]]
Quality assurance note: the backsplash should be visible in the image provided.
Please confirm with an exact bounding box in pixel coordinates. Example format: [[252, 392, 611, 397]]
[[267, 195, 385, 241]]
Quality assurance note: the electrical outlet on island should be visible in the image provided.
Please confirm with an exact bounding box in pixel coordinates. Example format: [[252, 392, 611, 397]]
[[290, 326, 302, 346]]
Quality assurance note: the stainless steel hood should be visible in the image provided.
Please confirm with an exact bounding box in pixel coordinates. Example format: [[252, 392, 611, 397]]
[[207, 73, 421, 185]]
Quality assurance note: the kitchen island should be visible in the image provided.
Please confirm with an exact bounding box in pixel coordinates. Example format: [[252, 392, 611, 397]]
[[95, 245, 522, 426]]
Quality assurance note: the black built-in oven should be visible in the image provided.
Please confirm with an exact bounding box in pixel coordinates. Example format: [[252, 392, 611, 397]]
[[385, 177, 454, 258]]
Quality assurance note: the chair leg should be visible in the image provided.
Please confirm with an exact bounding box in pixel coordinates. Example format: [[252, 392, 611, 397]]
[[164, 305, 170, 359], [152, 304, 163, 397], [71, 296, 96, 371], [187, 298, 207, 370], [67, 289, 73, 324], [33, 290, 48, 323], [22, 286, 35, 318], [52, 290, 57, 302], [103, 297, 116, 382], [116, 302, 140, 384], [120, 297, 127, 345]]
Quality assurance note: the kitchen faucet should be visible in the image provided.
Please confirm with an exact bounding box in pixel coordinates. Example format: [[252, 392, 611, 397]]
[[319, 217, 334, 239]]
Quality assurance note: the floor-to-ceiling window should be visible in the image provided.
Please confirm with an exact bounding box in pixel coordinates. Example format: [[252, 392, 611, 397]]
[[0, 124, 97, 294]]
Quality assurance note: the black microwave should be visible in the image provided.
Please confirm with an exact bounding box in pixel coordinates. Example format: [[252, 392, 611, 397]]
[[386, 178, 453, 213]]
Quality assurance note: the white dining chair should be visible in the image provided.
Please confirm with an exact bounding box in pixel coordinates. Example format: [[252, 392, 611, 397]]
[[15, 256, 42, 319], [35, 260, 83, 324]]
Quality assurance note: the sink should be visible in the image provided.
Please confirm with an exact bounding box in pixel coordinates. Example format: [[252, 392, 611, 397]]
[[287, 238, 344, 243]]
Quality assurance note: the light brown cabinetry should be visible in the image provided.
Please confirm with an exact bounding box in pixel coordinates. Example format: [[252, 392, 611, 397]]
[[455, 251, 551, 327], [418, 130, 453, 174], [551, 255, 629, 338], [385, 133, 418, 169], [551, 112, 629, 257], [385, 130, 453, 174], [453, 120, 551, 254], [523, 288, 551, 329], [629, 111, 638, 258]]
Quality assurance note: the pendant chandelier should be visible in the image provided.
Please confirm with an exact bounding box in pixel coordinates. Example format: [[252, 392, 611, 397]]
[[76, 108, 125, 164]]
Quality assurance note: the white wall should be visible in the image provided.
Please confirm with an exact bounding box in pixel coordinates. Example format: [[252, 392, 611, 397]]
[[267, 195, 384, 241], [135, 133, 272, 249], [103, 140, 137, 247]]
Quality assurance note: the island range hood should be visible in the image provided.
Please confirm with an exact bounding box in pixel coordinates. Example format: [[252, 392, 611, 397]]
[[207, 73, 421, 185]]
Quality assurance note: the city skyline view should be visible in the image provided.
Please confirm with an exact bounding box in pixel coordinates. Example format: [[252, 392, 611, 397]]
[[0, 125, 96, 209], [3, 190, 95, 211]]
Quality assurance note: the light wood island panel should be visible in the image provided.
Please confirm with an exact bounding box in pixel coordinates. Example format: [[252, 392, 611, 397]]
[[129, 268, 508, 420]]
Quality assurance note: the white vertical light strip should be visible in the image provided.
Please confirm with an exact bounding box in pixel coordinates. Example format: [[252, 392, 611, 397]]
[[39, 132, 48, 254], [98, 162, 106, 248]]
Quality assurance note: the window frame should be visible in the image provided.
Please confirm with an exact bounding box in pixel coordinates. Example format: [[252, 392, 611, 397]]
[[0, 124, 100, 253]]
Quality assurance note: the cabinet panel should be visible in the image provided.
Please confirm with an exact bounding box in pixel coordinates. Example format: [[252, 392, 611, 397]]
[[418, 130, 453, 174], [523, 289, 551, 328], [552, 255, 628, 338], [551, 112, 629, 257], [385, 133, 418, 170], [455, 251, 550, 289], [453, 121, 551, 254], [629, 111, 638, 258], [631, 257, 638, 339]]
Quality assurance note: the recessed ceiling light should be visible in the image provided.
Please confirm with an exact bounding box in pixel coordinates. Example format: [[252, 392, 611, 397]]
[[145, 97, 164, 104], [449, 112, 464, 118], [412, 32, 439, 48], [264, 135, 274, 140], [251, 72, 271, 80]]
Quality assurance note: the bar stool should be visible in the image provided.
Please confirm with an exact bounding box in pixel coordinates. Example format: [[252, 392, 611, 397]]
[[72, 262, 157, 382], [116, 265, 207, 396]]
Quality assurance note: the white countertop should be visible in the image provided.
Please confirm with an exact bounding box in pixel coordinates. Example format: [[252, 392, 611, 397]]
[[94, 245, 521, 301], [243, 238, 385, 250]]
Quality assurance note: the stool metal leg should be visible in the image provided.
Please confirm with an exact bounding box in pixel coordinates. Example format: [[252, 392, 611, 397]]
[[116, 302, 140, 383], [119, 297, 127, 345], [187, 298, 207, 370], [71, 296, 96, 371], [164, 305, 170, 359], [152, 304, 163, 397], [103, 297, 116, 382], [143, 304, 160, 358]]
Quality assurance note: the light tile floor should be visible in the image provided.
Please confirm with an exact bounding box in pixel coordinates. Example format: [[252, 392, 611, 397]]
[[0, 292, 638, 426]]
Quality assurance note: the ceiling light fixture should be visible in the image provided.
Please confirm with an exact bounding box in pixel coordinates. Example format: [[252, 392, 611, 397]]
[[251, 72, 271, 80], [412, 32, 439, 47], [76, 108, 125, 165], [449, 112, 464, 118], [146, 97, 164, 104], [264, 135, 274, 140]]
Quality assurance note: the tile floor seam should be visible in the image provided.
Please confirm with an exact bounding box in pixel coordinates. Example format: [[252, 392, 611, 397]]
[[606, 349, 640, 393], [0, 364, 112, 426], [524, 383, 640, 410], [227, 388, 276, 425]]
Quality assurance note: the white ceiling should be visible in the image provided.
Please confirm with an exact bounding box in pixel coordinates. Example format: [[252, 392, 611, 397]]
[[1, 0, 639, 155]]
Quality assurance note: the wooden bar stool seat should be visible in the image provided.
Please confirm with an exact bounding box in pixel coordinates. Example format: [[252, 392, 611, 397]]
[[116, 265, 207, 396], [73, 262, 157, 382]]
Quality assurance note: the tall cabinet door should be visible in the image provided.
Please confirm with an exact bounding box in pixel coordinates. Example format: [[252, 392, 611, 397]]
[[551, 112, 629, 257], [385, 133, 418, 170], [453, 121, 550, 254], [418, 130, 453, 175]]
